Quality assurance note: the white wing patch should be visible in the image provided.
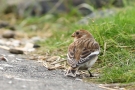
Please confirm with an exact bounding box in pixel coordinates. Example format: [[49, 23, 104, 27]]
[[67, 50, 99, 68], [87, 50, 99, 57]]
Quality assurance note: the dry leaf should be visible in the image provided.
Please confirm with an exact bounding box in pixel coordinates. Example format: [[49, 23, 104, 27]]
[[51, 59, 66, 65], [43, 61, 55, 70], [29, 56, 38, 60], [47, 56, 60, 62], [38, 56, 46, 62], [54, 63, 65, 69], [43, 61, 65, 70], [55, 64, 65, 69]]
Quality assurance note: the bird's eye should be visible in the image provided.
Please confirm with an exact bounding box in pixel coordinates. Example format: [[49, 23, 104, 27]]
[[76, 32, 79, 35]]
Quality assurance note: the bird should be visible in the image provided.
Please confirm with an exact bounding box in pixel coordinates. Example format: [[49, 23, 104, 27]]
[[65, 30, 100, 77]]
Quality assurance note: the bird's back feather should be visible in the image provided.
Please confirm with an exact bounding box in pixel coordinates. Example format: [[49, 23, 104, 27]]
[[67, 38, 100, 68]]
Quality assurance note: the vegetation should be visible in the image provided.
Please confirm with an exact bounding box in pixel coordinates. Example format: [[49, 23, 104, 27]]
[[1, 2, 135, 84]]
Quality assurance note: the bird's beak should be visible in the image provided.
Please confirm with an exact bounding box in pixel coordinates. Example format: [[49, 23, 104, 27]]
[[71, 33, 75, 37]]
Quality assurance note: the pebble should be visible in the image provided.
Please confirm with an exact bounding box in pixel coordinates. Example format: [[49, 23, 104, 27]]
[[2, 30, 15, 38], [0, 67, 4, 70], [9, 49, 24, 54], [0, 21, 9, 28], [8, 81, 12, 84], [33, 44, 40, 48], [0, 56, 8, 62], [30, 36, 41, 43]]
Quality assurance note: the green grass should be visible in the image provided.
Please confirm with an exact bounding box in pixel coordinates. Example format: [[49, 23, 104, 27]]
[[15, 5, 135, 83]]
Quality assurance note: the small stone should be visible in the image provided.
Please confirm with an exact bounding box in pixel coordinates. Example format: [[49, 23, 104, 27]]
[[12, 40, 21, 47], [8, 81, 12, 84], [9, 26, 15, 30], [0, 40, 5, 45], [0, 56, 8, 61], [23, 43, 34, 50], [0, 21, 9, 28], [0, 67, 4, 70], [30, 36, 41, 43], [2, 30, 15, 38], [33, 44, 40, 48], [9, 49, 24, 54]]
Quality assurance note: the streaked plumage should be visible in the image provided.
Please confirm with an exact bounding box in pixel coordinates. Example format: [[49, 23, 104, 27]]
[[65, 30, 100, 77]]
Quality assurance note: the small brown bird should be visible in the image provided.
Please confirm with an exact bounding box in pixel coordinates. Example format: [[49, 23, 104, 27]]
[[65, 30, 100, 77]]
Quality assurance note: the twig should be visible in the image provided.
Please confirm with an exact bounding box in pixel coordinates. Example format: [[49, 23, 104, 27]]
[[99, 83, 135, 90], [0, 45, 10, 50], [43, 61, 55, 70], [51, 59, 66, 65], [0, 45, 23, 54], [99, 85, 117, 90], [103, 42, 107, 56], [116, 46, 131, 48]]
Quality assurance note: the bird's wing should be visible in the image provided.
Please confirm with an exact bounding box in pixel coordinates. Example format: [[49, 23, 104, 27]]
[[67, 38, 100, 68]]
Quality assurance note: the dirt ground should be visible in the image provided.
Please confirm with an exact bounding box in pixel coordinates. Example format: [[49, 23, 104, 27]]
[[0, 48, 105, 90]]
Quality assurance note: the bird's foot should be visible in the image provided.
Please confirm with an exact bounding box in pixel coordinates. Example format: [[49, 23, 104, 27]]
[[88, 70, 94, 77], [64, 69, 76, 77], [90, 73, 94, 77]]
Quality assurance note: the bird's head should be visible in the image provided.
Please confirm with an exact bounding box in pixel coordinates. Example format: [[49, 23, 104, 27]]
[[71, 30, 93, 40]]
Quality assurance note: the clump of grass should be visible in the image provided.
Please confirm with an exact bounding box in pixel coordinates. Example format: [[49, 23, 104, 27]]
[[43, 6, 135, 83], [16, 4, 135, 83]]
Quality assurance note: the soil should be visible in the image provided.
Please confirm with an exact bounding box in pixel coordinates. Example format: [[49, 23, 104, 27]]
[[0, 48, 105, 90]]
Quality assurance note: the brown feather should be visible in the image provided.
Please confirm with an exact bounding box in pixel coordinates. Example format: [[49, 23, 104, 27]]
[[66, 30, 100, 77]]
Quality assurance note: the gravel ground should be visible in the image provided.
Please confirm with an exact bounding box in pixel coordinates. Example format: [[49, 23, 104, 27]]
[[0, 48, 105, 90]]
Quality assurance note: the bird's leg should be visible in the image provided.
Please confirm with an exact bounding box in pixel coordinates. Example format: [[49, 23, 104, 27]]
[[71, 69, 76, 74], [75, 68, 80, 75], [88, 70, 94, 77], [65, 67, 77, 77]]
